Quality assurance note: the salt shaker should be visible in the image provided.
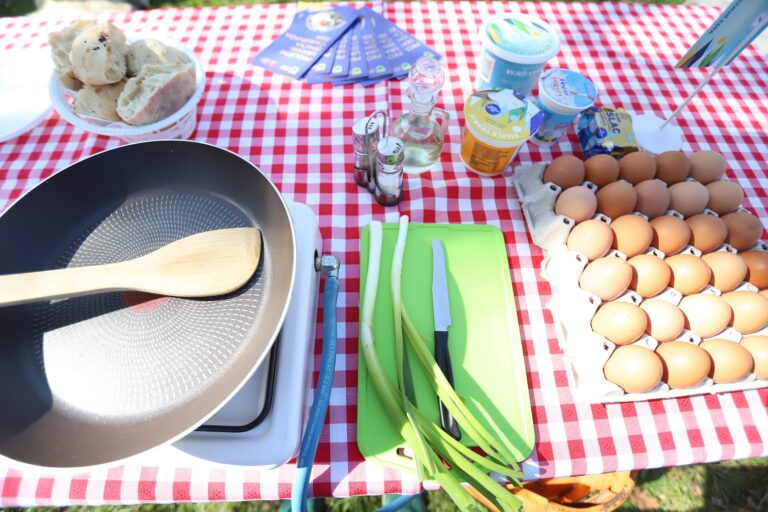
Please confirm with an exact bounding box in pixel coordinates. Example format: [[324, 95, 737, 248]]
[[352, 116, 381, 190], [374, 135, 405, 206]]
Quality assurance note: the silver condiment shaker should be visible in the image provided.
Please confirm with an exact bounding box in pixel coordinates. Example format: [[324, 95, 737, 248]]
[[374, 135, 405, 206], [352, 116, 381, 191]]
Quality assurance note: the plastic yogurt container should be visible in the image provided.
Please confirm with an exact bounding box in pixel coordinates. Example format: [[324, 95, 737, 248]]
[[533, 68, 598, 145], [460, 89, 542, 176], [476, 13, 560, 96]]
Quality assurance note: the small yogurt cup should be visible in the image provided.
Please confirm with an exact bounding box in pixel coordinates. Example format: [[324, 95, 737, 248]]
[[532, 68, 598, 145], [460, 89, 542, 176], [476, 13, 560, 96]]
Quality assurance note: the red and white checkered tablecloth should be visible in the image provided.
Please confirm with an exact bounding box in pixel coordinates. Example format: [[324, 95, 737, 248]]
[[1, 0, 767, 506]]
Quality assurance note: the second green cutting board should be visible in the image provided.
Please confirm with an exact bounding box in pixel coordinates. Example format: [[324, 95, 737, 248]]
[[357, 223, 534, 472]]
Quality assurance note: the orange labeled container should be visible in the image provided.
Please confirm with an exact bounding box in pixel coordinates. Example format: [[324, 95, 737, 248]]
[[461, 89, 542, 176]]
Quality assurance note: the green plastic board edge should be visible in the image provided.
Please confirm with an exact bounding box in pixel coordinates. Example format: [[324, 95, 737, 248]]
[[357, 222, 535, 473]]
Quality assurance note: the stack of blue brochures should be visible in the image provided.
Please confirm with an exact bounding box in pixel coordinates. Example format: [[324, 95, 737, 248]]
[[252, 6, 440, 86]]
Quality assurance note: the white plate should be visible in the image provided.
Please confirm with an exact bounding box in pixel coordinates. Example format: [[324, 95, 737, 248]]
[[0, 49, 52, 142]]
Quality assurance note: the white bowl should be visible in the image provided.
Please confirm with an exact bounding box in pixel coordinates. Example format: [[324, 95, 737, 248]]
[[49, 36, 205, 143]]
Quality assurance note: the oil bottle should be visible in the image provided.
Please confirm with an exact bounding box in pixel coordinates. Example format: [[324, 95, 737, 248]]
[[390, 57, 450, 174]]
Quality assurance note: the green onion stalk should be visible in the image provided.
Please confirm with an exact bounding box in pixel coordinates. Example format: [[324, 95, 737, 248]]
[[360, 218, 522, 511]]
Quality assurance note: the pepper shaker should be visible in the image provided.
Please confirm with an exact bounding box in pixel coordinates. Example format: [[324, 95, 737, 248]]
[[352, 116, 381, 191]]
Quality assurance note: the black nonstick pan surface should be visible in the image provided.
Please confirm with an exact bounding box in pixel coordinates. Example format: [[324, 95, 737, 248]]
[[0, 140, 295, 468]]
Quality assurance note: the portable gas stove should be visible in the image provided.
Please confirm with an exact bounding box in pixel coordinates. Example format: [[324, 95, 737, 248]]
[[140, 202, 322, 469]]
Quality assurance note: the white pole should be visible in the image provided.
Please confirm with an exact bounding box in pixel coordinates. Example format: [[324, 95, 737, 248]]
[[660, 65, 724, 130]]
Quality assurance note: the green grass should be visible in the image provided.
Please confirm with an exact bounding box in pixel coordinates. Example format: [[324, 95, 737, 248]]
[[0, 0, 37, 16]]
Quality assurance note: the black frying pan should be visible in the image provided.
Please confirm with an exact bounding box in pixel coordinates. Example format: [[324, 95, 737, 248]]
[[0, 140, 295, 468]]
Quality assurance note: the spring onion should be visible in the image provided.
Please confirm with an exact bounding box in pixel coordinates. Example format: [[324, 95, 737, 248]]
[[361, 217, 522, 511]]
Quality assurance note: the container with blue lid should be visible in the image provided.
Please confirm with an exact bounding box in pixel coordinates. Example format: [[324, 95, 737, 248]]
[[476, 13, 560, 96], [533, 68, 598, 145]]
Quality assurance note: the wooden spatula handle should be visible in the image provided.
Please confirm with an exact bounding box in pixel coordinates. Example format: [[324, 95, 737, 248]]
[[0, 228, 261, 307], [0, 263, 125, 307]]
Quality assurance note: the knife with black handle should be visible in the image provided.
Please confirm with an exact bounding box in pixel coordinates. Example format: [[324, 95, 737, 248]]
[[432, 238, 461, 440]]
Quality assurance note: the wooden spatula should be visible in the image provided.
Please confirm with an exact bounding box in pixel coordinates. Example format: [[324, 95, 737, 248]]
[[0, 227, 261, 306]]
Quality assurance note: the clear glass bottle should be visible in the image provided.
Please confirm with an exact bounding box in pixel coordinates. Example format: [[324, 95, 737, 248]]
[[390, 57, 450, 174]]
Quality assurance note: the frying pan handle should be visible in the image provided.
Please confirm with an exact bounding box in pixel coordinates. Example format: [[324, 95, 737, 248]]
[[291, 256, 340, 512]]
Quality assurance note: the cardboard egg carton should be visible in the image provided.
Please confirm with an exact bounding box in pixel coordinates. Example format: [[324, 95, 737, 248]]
[[512, 162, 768, 404]]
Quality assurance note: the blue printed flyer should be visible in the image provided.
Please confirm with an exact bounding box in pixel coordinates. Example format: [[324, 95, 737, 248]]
[[252, 6, 359, 79], [252, 5, 439, 86]]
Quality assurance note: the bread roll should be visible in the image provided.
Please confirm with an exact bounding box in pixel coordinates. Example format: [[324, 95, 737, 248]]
[[117, 63, 195, 125], [49, 19, 94, 90], [69, 22, 128, 86], [72, 81, 126, 122], [127, 39, 190, 76]]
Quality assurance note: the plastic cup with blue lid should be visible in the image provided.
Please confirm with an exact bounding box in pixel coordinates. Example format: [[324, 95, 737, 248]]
[[532, 68, 598, 145], [476, 13, 560, 96]]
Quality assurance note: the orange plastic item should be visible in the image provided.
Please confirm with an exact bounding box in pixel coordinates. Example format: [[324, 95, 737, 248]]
[[467, 471, 635, 512]]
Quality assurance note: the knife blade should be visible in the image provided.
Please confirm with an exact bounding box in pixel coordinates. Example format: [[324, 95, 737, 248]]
[[432, 238, 461, 440]]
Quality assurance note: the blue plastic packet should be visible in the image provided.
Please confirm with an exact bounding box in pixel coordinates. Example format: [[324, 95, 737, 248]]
[[331, 21, 368, 85], [252, 6, 358, 79], [358, 10, 391, 78], [328, 27, 354, 77], [360, 7, 440, 76], [304, 37, 342, 84], [340, 22, 368, 83], [310, 38, 340, 75]]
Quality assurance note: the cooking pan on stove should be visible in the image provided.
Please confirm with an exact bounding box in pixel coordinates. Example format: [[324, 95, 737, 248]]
[[0, 140, 295, 468]]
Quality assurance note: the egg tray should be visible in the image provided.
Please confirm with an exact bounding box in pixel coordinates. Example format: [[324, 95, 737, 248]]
[[511, 162, 768, 404]]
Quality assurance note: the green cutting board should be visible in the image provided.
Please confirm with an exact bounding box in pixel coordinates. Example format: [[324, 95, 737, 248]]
[[357, 223, 534, 473]]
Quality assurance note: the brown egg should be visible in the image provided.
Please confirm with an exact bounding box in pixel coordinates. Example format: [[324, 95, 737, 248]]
[[740, 250, 768, 289], [619, 151, 656, 185], [579, 257, 633, 301], [641, 299, 685, 342], [656, 341, 711, 388], [702, 251, 748, 292], [628, 254, 671, 298], [741, 336, 768, 379], [689, 150, 727, 184], [700, 338, 753, 384], [679, 293, 732, 338], [585, 154, 620, 187], [555, 186, 597, 223], [666, 254, 712, 295], [566, 219, 614, 261], [610, 214, 653, 257], [721, 291, 768, 334], [650, 215, 691, 255], [591, 301, 648, 346], [544, 155, 586, 190], [668, 181, 709, 218], [655, 151, 691, 185], [686, 214, 728, 253], [634, 179, 671, 219], [604, 345, 663, 393], [596, 181, 637, 220], [706, 181, 744, 215], [722, 211, 763, 251]]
